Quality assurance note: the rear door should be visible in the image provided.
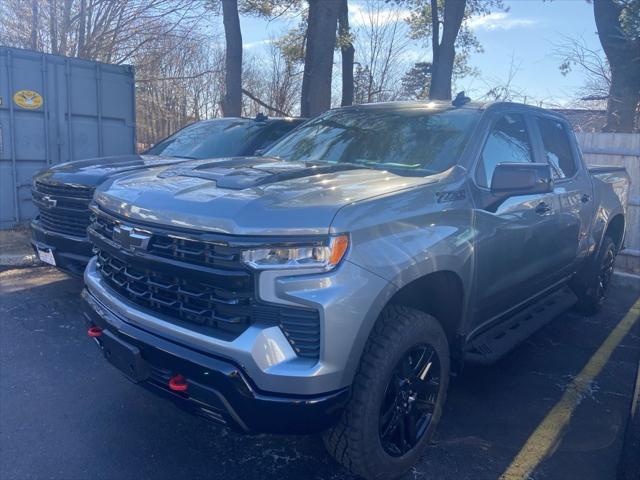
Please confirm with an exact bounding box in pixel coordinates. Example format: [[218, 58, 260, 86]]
[[471, 111, 559, 326], [532, 115, 594, 276]]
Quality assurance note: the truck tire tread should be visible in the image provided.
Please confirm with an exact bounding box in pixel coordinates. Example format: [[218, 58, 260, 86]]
[[323, 305, 449, 480]]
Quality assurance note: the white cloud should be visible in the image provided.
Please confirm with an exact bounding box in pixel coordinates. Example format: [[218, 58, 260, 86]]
[[243, 39, 273, 49], [348, 2, 411, 28], [466, 12, 537, 31]]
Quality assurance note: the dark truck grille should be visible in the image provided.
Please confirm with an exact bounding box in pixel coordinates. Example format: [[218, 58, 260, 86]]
[[33, 181, 94, 237], [35, 181, 94, 199], [92, 213, 242, 270], [39, 209, 91, 237], [90, 212, 321, 359]]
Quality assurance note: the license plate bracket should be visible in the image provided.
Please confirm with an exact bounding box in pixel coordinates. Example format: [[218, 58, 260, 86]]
[[101, 330, 150, 383], [36, 246, 56, 266]]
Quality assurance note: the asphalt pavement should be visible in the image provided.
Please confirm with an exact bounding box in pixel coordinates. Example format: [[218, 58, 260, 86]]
[[1, 266, 639, 480]]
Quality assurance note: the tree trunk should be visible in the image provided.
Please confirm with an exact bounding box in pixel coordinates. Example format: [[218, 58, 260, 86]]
[[59, 0, 72, 56], [78, 0, 87, 57], [30, 0, 38, 50], [430, 0, 439, 81], [594, 0, 640, 132], [429, 0, 466, 100], [604, 66, 640, 132], [49, 0, 58, 54], [301, 0, 341, 117], [339, 0, 354, 107], [221, 0, 243, 117]]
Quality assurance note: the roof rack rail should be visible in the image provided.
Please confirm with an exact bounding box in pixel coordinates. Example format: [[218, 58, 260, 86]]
[[452, 91, 471, 107]]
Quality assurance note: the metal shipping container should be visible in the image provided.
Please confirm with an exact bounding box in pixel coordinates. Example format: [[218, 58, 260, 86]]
[[0, 46, 136, 229]]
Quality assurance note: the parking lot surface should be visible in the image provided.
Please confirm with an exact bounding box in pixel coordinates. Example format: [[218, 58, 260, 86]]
[[1, 266, 639, 480]]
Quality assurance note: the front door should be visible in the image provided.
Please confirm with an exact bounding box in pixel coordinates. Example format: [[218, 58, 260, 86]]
[[471, 112, 559, 328], [532, 115, 595, 278]]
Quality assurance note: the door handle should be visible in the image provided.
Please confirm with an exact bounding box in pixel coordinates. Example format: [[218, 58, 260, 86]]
[[535, 202, 551, 215], [581, 193, 591, 203]]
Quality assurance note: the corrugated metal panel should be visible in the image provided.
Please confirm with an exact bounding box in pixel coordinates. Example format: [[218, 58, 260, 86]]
[[0, 47, 136, 229]]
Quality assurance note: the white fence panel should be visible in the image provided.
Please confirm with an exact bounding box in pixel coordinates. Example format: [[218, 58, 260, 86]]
[[576, 132, 640, 274]]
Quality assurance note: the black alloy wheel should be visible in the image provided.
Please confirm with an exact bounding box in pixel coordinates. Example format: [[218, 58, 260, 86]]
[[379, 344, 441, 457], [595, 241, 615, 306]]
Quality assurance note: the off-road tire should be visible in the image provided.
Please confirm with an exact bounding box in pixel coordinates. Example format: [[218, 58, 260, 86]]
[[323, 305, 450, 480], [574, 235, 616, 315]]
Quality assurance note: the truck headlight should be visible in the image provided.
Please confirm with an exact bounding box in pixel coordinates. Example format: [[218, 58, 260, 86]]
[[242, 235, 349, 271]]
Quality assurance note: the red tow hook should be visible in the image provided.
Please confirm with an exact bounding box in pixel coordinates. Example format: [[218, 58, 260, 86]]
[[168, 374, 188, 392], [87, 326, 103, 337]]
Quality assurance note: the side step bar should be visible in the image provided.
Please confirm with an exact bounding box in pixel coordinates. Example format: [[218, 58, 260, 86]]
[[464, 287, 577, 365]]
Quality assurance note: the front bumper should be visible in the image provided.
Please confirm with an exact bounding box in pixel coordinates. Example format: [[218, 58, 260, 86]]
[[30, 220, 92, 275], [84, 253, 392, 395], [82, 288, 349, 434]]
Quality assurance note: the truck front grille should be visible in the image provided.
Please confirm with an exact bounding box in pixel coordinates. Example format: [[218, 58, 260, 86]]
[[39, 208, 91, 237], [92, 213, 241, 270], [96, 249, 253, 337], [90, 212, 321, 358], [35, 181, 94, 199], [33, 181, 94, 237]]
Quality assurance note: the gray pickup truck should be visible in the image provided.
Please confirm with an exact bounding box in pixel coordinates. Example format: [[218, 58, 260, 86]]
[[31, 116, 304, 275], [81, 100, 629, 480]]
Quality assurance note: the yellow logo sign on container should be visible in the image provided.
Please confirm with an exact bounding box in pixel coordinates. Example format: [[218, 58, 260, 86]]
[[13, 90, 43, 109]]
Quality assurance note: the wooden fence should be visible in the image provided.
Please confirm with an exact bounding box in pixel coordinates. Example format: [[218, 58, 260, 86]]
[[576, 132, 640, 275]]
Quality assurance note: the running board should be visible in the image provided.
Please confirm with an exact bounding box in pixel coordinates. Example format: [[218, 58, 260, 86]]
[[464, 287, 577, 365]]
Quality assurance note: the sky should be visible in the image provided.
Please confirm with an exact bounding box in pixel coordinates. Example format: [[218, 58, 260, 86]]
[[233, 0, 603, 107]]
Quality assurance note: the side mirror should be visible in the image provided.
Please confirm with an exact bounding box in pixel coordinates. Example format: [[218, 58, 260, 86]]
[[253, 148, 266, 157], [490, 162, 553, 197]]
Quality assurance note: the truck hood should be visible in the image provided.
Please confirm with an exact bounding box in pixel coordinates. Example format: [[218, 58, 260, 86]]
[[34, 154, 192, 188], [95, 157, 440, 236]]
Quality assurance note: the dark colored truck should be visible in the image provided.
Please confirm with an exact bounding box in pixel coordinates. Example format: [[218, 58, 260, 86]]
[[81, 101, 629, 479], [30, 117, 305, 274]]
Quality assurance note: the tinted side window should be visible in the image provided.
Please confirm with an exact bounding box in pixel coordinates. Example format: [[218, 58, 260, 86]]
[[477, 113, 533, 187], [254, 123, 297, 151], [536, 117, 576, 179]]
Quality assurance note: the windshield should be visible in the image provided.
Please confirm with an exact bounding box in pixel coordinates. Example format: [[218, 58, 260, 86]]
[[145, 120, 266, 159], [265, 107, 480, 175]]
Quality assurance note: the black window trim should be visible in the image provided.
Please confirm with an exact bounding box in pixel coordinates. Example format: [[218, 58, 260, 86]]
[[530, 113, 580, 184]]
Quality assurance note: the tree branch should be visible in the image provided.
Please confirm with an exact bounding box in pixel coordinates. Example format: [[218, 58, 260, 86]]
[[242, 88, 291, 116]]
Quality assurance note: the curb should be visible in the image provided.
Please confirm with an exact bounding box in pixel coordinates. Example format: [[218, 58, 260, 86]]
[[613, 270, 640, 290], [0, 253, 41, 268]]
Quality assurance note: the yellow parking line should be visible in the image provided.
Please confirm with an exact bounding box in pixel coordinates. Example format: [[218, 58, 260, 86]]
[[500, 297, 640, 480]]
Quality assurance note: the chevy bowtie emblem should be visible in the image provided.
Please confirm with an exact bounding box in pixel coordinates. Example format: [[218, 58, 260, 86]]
[[41, 195, 57, 209], [112, 224, 151, 252]]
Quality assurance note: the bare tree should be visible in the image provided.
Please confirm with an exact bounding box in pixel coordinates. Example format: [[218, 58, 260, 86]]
[[404, 0, 504, 100], [554, 35, 610, 108], [30, 0, 39, 50], [479, 52, 525, 102], [1, 0, 200, 64], [352, 0, 411, 103], [300, 0, 341, 117], [135, 32, 226, 146]]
